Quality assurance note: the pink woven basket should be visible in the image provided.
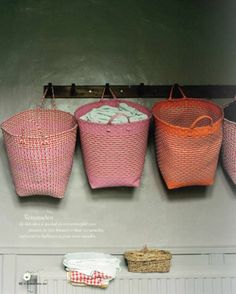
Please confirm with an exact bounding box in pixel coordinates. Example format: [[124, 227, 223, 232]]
[[74, 88, 151, 188], [1, 88, 78, 198], [222, 98, 236, 184]]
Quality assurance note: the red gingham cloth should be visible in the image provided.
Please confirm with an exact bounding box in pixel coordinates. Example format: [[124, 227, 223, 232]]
[[69, 271, 113, 287]]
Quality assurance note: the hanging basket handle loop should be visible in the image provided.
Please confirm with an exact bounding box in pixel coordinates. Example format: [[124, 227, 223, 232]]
[[100, 85, 117, 101], [142, 245, 149, 253], [20, 85, 55, 145], [168, 85, 175, 100], [190, 115, 213, 129], [169, 85, 187, 100], [178, 86, 187, 98], [40, 85, 56, 110], [222, 95, 236, 109], [108, 113, 130, 125]]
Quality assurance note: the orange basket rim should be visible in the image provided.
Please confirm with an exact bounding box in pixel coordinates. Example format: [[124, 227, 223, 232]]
[[152, 98, 223, 130]]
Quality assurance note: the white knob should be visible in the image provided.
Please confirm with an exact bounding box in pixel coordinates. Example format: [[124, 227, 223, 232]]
[[23, 272, 31, 281]]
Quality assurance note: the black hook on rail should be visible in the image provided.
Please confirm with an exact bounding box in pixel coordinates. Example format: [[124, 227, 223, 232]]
[[43, 83, 236, 99], [104, 83, 110, 96], [45, 82, 53, 97], [138, 83, 145, 98], [70, 83, 76, 96]]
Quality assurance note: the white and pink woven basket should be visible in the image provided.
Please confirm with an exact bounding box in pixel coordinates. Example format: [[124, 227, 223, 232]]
[[74, 89, 151, 188], [222, 99, 236, 184], [1, 89, 78, 198]]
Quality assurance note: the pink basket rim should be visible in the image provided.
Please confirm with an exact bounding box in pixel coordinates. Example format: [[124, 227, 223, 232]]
[[224, 117, 236, 125], [74, 99, 152, 126], [152, 97, 223, 131], [1, 108, 78, 139], [223, 99, 236, 109]]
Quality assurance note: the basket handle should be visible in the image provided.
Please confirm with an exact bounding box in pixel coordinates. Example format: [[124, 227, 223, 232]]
[[190, 115, 213, 129], [19, 86, 55, 145], [40, 85, 56, 109], [222, 95, 236, 109], [108, 113, 130, 124], [100, 86, 117, 101], [169, 85, 187, 100], [142, 245, 149, 252]]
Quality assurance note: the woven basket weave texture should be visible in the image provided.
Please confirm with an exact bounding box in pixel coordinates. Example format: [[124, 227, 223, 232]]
[[124, 248, 172, 273], [152, 88, 223, 189], [222, 100, 236, 184], [1, 108, 78, 197], [75, 99, 151, 188]]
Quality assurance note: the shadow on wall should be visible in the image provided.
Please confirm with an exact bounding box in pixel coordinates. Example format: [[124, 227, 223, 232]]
[[163, 184, 209, 201], [0, 137, 15, 195], [88, 186, 136, 200], [221, 164, 236, 196], [17, 194, 62, 206]]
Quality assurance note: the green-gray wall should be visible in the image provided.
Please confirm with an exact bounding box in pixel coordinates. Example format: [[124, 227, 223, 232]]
[[0, 0, 236, 252]]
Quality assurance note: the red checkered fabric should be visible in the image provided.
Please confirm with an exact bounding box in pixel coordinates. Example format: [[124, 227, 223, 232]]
[[70, 271, 112, 287]]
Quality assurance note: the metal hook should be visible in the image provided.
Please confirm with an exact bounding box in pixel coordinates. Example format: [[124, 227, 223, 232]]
[[47, 82, 53, 97], [172, 83, 180, 98], [70, 83, 76, 96], [138, 83, 145, 97], [104, 83, 110, 97]]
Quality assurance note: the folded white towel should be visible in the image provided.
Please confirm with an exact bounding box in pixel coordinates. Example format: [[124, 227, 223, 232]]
[[80, 103, 148, 124], [63, 252, 121, 277]]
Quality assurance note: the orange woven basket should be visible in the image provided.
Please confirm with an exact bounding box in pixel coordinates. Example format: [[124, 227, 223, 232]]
[[152, 86, 223, 189]]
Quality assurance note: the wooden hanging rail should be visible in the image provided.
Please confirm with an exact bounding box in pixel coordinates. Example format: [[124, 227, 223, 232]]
[[43, 83, 236, 99]]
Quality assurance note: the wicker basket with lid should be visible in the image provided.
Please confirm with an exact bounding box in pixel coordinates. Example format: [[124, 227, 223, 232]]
[[124, 246, 172, 273]]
